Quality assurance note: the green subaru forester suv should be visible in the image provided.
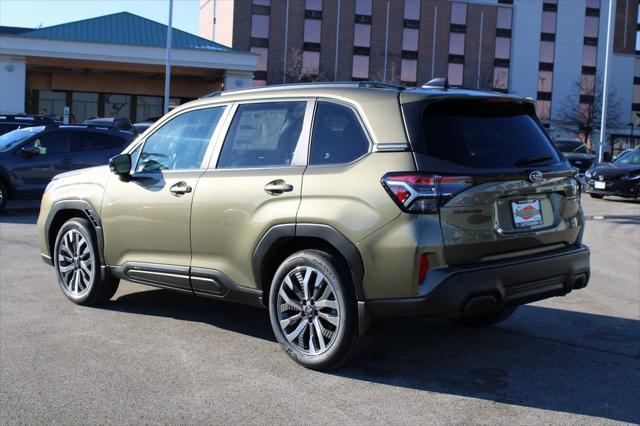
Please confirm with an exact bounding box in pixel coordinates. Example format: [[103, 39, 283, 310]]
[[37, 82, 590, 370]]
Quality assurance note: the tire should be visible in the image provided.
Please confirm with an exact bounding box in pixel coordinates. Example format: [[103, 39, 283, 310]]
[[268, 249, 369, 370], [590, 193, 604, 199], [53, 218, 119, 305], [0, 181, 8, 212], [453, 305, 517, 327]]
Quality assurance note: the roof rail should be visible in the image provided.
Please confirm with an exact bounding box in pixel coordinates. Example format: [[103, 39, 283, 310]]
[[357, 81, 405, 90]]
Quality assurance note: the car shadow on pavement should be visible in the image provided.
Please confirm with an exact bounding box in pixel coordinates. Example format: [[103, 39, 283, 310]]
[[339, 305, 640, 423], [101, 287, 639, 423], [103, 288, 276, 342]]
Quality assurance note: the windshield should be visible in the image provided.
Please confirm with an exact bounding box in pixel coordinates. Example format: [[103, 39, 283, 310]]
[[555, 140, 590, 154], [0, 126, 43, 152], [613, 150, 640, 165], [402, 99, 561, 170]]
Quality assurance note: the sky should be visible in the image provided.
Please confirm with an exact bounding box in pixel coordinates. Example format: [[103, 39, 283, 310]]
[[0, 0, 200, 34]]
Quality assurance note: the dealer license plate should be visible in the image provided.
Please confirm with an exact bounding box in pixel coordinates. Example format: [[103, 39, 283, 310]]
[[511, 199, 544, 228], [594, 181, 606, 189]]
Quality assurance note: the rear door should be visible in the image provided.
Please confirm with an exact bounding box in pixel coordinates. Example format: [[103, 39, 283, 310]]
[[71, 130, 130, 169], [190, 99, 313, 291], [402, 97, 582, 265]]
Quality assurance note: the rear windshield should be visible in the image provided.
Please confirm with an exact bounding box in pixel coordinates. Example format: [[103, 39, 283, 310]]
[[402, 99, 561, 170]]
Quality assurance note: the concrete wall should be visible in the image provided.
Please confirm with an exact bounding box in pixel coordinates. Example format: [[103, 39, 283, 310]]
[[550, 0, 585, 121], [0, 56, 26, 114], [509, 0, 542, 99]]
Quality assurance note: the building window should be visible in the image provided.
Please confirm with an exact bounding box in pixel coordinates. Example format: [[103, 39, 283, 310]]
[[450, 3, 467, 25], [539, 41, 555, 63], [251, 47, 268, 72], [73, 92, 99, 122], [536, 100, 551, 121], [354, 23, 371, 47], [448, 63, 463, 86], [302, 51, 320, 76], [352, 55, 369, 79], [253, 0, 270, 5], [582, 44, 597, 67], [537, 71, 553, 93], [401, 59, 417, 84], [404, 0, 420, 20], [584, 15, 599, 38], [541, 11, 557, 34], [304, 19, 321, 43], [495, 37, 510, 59], [497, 7, 512, 30], [305, 0, 322, 11], [449, 32, 465, 56], [585, 0, 600, 8], [402, 28, 419, 51], [251, 14, 269, 39], [355, 0, 372, 16], [493, 67, 509, 91]]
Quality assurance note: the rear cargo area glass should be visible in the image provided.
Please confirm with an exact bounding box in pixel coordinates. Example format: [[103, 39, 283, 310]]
[[402, 99, 560, 169]]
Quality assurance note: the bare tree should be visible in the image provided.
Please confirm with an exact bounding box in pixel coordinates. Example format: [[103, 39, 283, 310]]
[[370, 61, 401, 85], [286, 48, 327, 83], [556, 73, 623, 146]]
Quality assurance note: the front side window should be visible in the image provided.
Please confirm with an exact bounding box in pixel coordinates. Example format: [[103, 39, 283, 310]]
[[136, 107, 224, 172], [309, 102, 369, 165], [217, 101, 307, 169], [28, 131, 72, 155]]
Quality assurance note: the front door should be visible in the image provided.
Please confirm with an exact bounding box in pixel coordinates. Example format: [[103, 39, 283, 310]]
[[190, 100, 313, 291], [13, 130, 75, 197], [101, 106, 227, 291]]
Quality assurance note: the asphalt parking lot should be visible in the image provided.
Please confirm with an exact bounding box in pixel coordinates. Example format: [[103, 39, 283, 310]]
[[0, 196, 638, 425]]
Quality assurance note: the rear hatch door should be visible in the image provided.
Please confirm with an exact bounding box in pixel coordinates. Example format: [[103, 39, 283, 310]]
[[401, 95, 582, 265]]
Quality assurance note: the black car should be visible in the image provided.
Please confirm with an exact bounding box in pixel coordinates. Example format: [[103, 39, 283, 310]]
[[554, 138, 596, 173], [0, 124, 135, 211], [0, 114, 58, 136], [83, 117, 137, 134], [585, 149, 640, 199]]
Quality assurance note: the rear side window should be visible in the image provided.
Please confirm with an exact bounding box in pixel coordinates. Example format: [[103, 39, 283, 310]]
[[218, 101, 306, 168], [309, 102, 369, 165], [72, 132, 125, 151], [403, 99, 561, 169], [136, 107, 224, 172]]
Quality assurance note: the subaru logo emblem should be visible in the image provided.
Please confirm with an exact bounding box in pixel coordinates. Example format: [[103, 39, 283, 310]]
[[529, 171, 543, 183]]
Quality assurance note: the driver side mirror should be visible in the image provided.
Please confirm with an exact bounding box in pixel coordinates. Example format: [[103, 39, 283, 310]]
[[20, 145, 40, 158], [109, 153, 132, 177]]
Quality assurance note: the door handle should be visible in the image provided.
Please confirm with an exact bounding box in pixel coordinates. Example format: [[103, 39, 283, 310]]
[[264, 179, 294, 195], [170, 181, 192, 196]]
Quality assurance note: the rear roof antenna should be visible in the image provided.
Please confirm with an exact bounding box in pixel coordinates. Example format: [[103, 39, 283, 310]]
[[423, 77, 449, 90]]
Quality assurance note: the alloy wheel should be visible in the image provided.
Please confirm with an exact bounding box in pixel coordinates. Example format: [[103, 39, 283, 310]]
[[276, 266, 340, 355], [57, 229, 94, 297]]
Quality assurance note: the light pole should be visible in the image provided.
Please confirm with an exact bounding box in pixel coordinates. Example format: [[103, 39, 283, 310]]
[[163, 0, 174, 115], [597, 0, 615, 163]]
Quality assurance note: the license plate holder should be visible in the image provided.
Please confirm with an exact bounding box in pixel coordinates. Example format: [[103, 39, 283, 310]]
[[511, 199, 544, 229], [594, 181, 606, 189]]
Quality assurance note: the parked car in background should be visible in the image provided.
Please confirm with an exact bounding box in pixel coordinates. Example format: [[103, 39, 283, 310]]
[[133, 122, 153, 134], [553, 138, 596, 173], [83, 117, 137, 134], [0, 124, 135, 211], [0, 114, 58, 136], [585, 148, 640, 199]]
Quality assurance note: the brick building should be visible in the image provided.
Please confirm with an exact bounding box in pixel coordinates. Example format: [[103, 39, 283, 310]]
[[200, 0, 640, 152]]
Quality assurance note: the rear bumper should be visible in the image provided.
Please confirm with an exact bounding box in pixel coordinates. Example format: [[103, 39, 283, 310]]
[[361, 244, 589, 327]]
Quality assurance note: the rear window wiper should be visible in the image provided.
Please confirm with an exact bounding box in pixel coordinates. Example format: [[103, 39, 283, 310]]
[[515, 155, 553, 167]]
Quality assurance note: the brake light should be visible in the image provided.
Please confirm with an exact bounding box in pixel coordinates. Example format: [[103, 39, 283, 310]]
[[381, 173, 474, 213]]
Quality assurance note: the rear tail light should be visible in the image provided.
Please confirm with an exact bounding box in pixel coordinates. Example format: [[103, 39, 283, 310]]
[[381, 173, 474, 213]]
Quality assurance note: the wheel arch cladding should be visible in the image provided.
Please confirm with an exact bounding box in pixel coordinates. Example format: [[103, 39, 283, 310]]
[[253, 223, 366, 302], [46, 200, 105, 267]]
